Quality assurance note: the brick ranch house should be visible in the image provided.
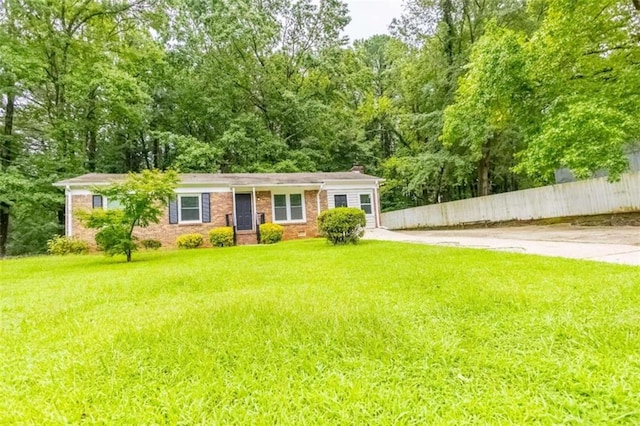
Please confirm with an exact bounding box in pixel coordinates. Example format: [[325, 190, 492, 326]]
[[54, 170, 384, 246]]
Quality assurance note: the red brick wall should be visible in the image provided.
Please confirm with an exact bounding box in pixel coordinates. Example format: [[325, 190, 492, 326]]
[[256, 191, 273, 223], [256, 190, 325, 240], [71, 192, 234, 249], [71, 195, 99, 247], [71, 189, 329, 248], [236, 232, 259, 245]]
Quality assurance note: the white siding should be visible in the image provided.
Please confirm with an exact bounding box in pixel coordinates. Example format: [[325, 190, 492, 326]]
[[382, 171, 640, 229], [327, 189, 376, 228]]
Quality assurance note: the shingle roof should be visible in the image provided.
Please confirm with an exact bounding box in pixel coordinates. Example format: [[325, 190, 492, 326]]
[[54, 172, 383, 187]]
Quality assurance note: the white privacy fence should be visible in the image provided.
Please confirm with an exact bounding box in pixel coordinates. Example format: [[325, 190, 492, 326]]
[[381, 172, 640, 230]]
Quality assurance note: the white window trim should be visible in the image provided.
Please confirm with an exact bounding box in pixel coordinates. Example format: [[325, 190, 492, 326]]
[[178, 194, 202, 224], [272, 192, 306, 224]]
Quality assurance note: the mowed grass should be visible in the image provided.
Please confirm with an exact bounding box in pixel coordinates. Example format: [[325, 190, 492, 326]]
[[1, 240, 639, 424]]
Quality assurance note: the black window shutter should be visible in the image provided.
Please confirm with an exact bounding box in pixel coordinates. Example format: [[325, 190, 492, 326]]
[[202, 193, 211, 223], [92, 195, 103, 209], [168, 197, 178, 224]]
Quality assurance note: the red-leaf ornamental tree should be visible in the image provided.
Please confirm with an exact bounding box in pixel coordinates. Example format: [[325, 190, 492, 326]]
[[79, 170, 178, 262]]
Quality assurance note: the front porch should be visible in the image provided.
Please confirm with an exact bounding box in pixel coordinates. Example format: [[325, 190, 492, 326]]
[[228, 188, 323, 245]]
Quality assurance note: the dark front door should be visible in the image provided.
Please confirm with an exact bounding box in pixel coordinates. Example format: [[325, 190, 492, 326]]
[[235, 193, 253, 231]]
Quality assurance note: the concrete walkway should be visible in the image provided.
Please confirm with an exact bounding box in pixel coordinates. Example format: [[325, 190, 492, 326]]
[[364, 227, 640, 266]]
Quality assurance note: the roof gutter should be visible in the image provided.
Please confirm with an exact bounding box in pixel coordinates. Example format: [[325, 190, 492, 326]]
[[52, 181, 113, 188], [316, 183, 325, 216], [374, 180, 381, 228], [66, 185, 73, 236]]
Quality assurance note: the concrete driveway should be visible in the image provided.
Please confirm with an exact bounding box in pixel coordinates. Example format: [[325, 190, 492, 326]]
[[364, 225, 640, 266]]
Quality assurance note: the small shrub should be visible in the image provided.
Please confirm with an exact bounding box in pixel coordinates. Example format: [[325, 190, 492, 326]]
[[46, 236, 90, 255], [317, 207, 366, 245], [176, 233, 204, 249], [140, 239, 162, 250], [260, 222, 284, 244], [209, 227, 235, 247]]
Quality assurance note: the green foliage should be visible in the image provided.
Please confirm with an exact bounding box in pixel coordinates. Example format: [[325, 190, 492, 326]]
[[0, 167, 31, 209], [153, 132, 222, 173], [442, 23, 529, 195], [3, 241, 639, 423], [46, 236, 89, 255], [78, 209, 125, 229], [95, 224, 137, 259], [176, 233, 204, 249], [442, 2, 640, 185], [5, 196, 63, 256], [0, 165, 65, 256], [97, 170, 179, 229], [140, 239, 162, 250], [513, 0, 640, 182], [259, 223, 284, 244], [515, 102, 633, 182], [317, 207, 366, 245], [4, 0, 640, 257], [208, 227, 235, 247], [80, 170, 178, 261], [443, 24, 528, 152]]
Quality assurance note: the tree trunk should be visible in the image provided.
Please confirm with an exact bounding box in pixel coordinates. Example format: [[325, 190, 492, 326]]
[[126, 250, 132, 262], [153, 136, 160, 169], [140, 132, 151, 170], [434, 164, 446, 203], [478, 148, 490, 197], [86, 127, 97, 171], [85, 91, 98, 171], [440, 0, 457, 102], [1, 92, 15, 168], [0, 207, 8, 257], [1, 91, 15, 257]]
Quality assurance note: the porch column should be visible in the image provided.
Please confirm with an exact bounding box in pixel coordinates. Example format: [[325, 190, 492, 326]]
[[231, 187, 237, 228], [374, 182, 381, 228], [316, 184, 324, 217], [66, 186, 73, 236], [252, 187, 257, 228]]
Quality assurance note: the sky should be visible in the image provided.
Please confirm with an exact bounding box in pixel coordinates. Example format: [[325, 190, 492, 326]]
[[342, 0, 405, 42]]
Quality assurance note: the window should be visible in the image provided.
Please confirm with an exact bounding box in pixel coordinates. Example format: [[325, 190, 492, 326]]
[[360, 194, 372, 214], [274, 194, 288, 221], [290, 194, 303, 220], [272, 193, 305, 222], [92, 195, 122, 210], [334, 194, 348, 208], [179, 195, 201, 222], [92, 195, 103, 209], [105, 198, 123, 210]]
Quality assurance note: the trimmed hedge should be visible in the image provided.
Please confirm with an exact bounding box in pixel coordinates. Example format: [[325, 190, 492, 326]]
[[46, 236, 90, 255], [209, 227, 235, 247], [259, 223, 284, 244], [176, 233, 204, 249], [317, 207, 366, 245]]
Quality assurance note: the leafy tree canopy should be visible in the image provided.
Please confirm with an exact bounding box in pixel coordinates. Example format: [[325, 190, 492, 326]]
[[2, 0, 639, 255]]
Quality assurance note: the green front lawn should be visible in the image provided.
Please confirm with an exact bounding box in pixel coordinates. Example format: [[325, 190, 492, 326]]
[[2, 240, 639, 423]]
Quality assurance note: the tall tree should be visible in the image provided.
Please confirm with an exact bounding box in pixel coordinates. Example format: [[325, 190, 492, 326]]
[[516, 0, 640, 182], [442, 23, 529, 196]]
